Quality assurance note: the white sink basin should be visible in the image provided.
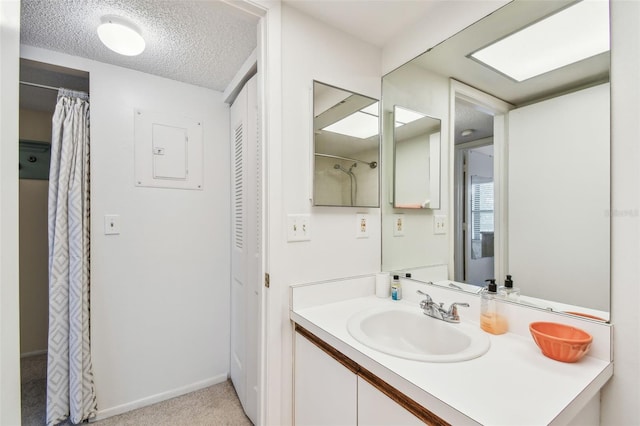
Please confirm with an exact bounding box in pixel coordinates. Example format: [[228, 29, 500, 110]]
[[347, 303, 490, 362]]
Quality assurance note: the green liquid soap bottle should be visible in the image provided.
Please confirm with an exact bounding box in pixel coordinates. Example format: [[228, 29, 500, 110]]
[[391, 275, 402, 300], [498, 274, 521, 301]]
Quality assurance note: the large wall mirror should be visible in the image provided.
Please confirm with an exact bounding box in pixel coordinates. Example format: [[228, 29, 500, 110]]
[[382, 0, 611, 320], [393, 106, 441, 209], [313, 81, 380, 207]]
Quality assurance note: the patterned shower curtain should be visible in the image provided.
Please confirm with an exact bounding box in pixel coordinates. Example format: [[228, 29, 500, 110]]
[[47, 89, 97, 425]]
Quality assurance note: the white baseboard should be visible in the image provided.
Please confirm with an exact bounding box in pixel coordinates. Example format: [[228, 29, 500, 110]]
[[21, 349, 47, 358], [91, 374, 229, 421]]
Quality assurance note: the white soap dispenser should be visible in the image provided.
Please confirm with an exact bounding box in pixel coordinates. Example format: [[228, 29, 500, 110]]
[[498, 274, 521, 301]]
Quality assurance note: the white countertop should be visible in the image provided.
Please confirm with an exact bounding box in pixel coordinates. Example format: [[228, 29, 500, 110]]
[[291, 291, 613, 425]]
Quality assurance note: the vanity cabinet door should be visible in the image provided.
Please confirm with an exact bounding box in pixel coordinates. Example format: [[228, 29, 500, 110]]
[[294, 332, 358, 425], [357, 377, 424, 426]]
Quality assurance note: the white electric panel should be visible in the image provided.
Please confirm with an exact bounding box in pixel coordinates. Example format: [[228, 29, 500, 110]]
[[152, 124, 187, 180], [134, 109, 203, 190]]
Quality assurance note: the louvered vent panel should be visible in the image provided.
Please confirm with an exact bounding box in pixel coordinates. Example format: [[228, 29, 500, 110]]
[[234, 124, 244, 250]]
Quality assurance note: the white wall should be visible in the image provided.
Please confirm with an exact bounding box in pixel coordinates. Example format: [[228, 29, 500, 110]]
[[280, 4, 382, 284], [274, 5, 383, 424], [381, 0, 511, 75], [508, 84, 609, 311], [601, 0, 640, 423], [381, 64, 449, 271], [20, 46, 231, 418]]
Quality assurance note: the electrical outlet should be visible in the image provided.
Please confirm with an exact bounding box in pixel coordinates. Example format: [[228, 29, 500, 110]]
[[434, 215, 447, 235], [393, 214, 405, 237], [287, 214, 311, 242], [356, 213, 369, 238], [104, 214, 121, 235]]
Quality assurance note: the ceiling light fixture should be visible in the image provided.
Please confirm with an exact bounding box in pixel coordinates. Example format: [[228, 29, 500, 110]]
[[461, 129, 475, 137], [469, 0, 609, 82], [322, 102, 380, 139], [97, 16, 146, 56], [394, 107, 426, 127], [323, 111, 379, 139]]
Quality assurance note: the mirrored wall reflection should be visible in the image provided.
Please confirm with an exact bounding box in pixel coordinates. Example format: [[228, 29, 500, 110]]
[[381, 0, 610, 319], [381, 62, 451, 275], [393, 106, 441, 209], [313, 81, 380, 207]]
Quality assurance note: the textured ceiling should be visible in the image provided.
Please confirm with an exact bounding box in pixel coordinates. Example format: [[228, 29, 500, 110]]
[[20, 0, 259, 92], [454, 99, 493, 145]]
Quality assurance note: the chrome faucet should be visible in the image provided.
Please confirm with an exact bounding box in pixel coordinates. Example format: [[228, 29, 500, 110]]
[[417, 290, 469, 323]]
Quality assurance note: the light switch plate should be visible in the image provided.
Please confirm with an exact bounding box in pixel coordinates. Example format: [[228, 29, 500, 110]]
[[104, 214, 121, 235], [434, 215, 447, 235], [287, 214, 311, 242], [356, 213, 369, 238]]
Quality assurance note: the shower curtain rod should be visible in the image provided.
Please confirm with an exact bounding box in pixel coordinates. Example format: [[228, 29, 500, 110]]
[[19, 81, 60, 92], [315, 153, 377, 168]]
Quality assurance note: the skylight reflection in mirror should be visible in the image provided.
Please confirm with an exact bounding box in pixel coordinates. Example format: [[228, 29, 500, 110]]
[[470, 0, 609, 82], [322, 101, 379, 139], [395, 108, 427, 127]]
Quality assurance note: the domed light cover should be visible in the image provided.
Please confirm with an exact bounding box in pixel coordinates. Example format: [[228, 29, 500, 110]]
[[97, 16, 145, 56]]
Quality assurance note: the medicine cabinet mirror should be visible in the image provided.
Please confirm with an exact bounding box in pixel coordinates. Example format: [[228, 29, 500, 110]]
[[381, 0, 610, 320], [313, 81, 380, 207], [393, 106, 441, 209]]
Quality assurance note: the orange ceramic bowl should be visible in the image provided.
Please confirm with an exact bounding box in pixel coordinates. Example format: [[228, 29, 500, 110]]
[[529, 322, 593, 363]]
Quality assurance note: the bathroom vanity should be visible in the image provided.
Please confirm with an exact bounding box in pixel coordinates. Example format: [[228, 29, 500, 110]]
[[290, 276, 613, 425]]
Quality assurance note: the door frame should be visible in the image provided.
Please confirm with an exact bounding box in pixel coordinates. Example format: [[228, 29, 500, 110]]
[[229, 2, 285, 424], [225, 2, 276, 424], [454, 139, 494, 282], [448, 79, 513, 284], [0, 1, 22, 423]]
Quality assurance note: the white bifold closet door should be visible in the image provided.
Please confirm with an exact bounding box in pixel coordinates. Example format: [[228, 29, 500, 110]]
[[230, 74, 260, 424]]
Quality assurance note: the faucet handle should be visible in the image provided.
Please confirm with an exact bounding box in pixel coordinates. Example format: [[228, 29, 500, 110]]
[[416, 290, 432, 302], [416, 290, 432, 310], [447, 302, 470, 318]]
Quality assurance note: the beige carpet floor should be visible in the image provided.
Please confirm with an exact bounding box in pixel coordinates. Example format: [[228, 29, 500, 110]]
[[21, 354, 252, 426]]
